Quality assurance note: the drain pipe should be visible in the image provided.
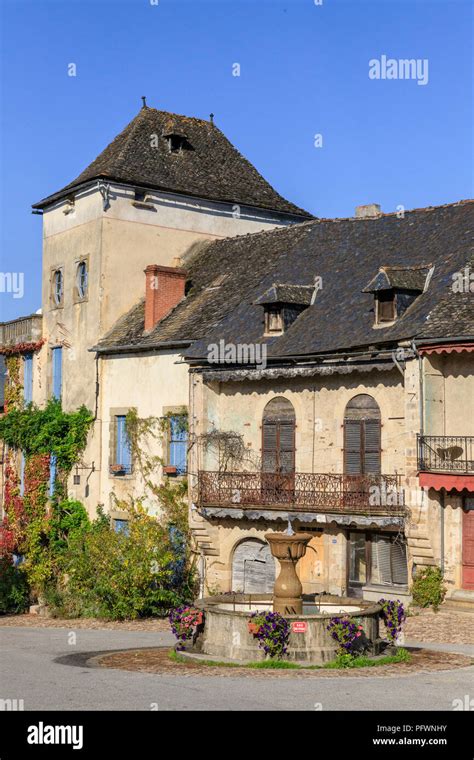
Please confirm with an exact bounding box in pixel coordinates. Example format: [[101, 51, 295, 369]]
[[199, 551, 205, 599], [440, 490, 445, 576]]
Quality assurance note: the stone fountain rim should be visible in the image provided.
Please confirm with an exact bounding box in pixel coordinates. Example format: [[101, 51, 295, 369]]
[[195, 593, 382, 619]]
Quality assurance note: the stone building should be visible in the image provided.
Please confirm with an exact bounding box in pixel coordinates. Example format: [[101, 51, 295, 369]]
[[29, 104, 311, 514], [94, 197, 473, 604], [3, 102, 473, 610], [176, 201, 472, 604]]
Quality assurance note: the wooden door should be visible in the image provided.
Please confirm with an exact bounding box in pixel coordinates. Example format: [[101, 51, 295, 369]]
[[462, 507, 474, 589]]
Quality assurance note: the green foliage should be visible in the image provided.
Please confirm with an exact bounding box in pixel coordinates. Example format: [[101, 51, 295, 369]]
[[324, 647, 410, 669], [60, 504, 193, 620], [0, 399, 93, 471], [0, 560, 29, 614], [411, 566, 447, 611], [48, 499, 90, 556]]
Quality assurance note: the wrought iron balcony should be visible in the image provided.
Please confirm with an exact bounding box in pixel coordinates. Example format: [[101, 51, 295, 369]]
[[198, 470, 405, 517], [417, 435, 474, 474]]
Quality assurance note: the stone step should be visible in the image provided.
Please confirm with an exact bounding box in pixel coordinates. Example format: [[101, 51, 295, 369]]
[[442, 590, 474, 613]]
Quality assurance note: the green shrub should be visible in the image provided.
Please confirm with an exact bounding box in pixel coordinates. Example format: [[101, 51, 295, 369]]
[[0, 560, 29, 614], [61, 505, 195, 619], [411, 566, 447, 611]]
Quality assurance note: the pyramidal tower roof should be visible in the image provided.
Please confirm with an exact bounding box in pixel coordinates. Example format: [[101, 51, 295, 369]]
[[33, 105, 312, 217]]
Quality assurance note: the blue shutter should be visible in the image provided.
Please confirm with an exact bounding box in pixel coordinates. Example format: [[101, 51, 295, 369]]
[[23, 354, 33, 404], [49, 455, 57, 497], [116, 416, 132, 474], [20, 453, 25, 496], [169, 416, 187, 474], [52, 348, 62, 400]]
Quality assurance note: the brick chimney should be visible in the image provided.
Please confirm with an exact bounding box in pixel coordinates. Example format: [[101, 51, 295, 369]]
[[144, 264, 187, 332], [355, 204, 381, 219]]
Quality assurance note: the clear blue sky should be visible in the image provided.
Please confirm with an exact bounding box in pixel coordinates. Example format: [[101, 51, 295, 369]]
[[0, 0, 472, 321]]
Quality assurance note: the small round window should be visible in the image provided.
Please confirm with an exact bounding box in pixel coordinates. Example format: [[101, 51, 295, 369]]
[[76, 261, 88, 298], [53, 269, 63, 306]]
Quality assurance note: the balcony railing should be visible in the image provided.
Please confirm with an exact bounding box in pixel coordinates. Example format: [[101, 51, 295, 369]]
[[198, 471, 405, 517], [417, 435, 474, 473]]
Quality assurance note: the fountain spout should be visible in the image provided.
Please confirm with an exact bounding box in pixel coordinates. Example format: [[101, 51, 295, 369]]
[[265, 531, 312, 615]]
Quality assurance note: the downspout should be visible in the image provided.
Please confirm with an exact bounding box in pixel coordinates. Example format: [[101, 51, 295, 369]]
[[440, 490, 445, 576]]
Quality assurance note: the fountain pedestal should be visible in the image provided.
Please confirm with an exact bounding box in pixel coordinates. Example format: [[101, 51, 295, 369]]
[[265, 532, 312, 615]]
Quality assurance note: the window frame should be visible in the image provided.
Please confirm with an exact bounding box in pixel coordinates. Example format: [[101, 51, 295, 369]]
[[75, 259, 89, 302], [109, 408, 134, 477], [51, 268, 64, 308], [167, 414, 188, 476]]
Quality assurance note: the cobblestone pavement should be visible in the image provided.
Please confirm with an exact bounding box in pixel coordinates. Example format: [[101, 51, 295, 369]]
[[0, 614, 169, 631], [404, 609, 473, 645], [96, 646, 472, 679], [1, 608, 472, 643]]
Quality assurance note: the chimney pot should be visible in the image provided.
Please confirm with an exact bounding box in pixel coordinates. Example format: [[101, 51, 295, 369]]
[[144, 264, 187, 332], [355, 204, 381, 218]]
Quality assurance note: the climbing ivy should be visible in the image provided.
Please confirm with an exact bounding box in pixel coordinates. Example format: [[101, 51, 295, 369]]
[[4, 356, 23, 412], [0, 399, 93, 471]]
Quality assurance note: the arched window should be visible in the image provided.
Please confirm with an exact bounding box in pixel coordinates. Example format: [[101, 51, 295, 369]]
[[231, 538, 275, 593], [262, 397, 295, 474], [76, 261, 88, 298], [344, 394, 381, 475], [52, 269, 63, 306]]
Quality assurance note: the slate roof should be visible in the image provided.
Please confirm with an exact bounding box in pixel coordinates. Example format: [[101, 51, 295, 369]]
[[33, 107, 311, 217], [94, 200, 474, 360], [363, 265, 431, 293]]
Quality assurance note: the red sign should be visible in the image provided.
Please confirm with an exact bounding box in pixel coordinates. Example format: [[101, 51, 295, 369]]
[[291, 621, 307, 633]]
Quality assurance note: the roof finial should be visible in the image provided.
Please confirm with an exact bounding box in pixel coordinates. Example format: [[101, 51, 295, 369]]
[[141, 96, 147, 109], [209, 112, 214, 125]]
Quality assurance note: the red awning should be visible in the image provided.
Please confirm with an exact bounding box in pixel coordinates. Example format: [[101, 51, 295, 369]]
[[419, 472, 474, 493], [418, 343, 474, 356]]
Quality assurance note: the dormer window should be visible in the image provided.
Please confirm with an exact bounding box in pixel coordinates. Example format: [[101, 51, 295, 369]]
[[376, 291, 396, 323], [363, 265, 432, 327], [265, 307, 284, 335], [162, 131, 193, 154], [255, 283, 315, 336]]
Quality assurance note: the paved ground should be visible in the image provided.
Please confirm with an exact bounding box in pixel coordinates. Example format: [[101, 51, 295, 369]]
[[1, 626, 473, 711]]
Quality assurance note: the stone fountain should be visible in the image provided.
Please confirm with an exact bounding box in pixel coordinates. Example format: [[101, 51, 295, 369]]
[[264, 530, 313, 615]]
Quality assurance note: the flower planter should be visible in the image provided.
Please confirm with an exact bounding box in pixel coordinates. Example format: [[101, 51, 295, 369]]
[[110, 464, 126, 474], [247, 622, 261, 635], [163, 465, 178, 475]]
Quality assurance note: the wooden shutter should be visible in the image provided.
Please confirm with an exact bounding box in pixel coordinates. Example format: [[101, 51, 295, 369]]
[[391, 540, 408, 585], [375, 535, 393, 584], [169, 416, 187, 474], [116, 416, 132, 473], [344, 419, 362, 474], [23, 354, 33, 404], [49, 454, 57, 497], [363, 419, 381, 474], [52, 348, 62, 400], [279, 422, 295, 473], [262, 421, 278, 472]]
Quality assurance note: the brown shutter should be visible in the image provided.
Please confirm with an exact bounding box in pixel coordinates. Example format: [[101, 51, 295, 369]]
[[262, 421, 277, 473], [363, 419, 381, 474], [344, 419, 362, 474], [279, 422, 295, 473]]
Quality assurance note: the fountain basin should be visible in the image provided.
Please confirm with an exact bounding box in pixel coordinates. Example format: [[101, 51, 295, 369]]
[[190, 594, 382, 664]]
